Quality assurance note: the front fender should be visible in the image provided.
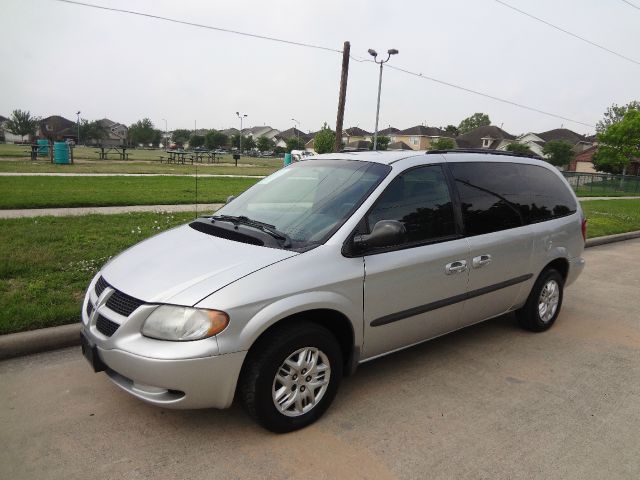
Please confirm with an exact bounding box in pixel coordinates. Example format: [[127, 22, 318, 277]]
[[215, 290, 361, 355]]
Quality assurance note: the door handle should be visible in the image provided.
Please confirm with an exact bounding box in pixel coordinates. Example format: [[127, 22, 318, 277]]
[[445, 260, 467, 275], [472, 254, 492, 268]]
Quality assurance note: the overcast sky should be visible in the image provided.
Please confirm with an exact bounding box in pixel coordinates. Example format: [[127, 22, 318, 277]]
[[2, 0, 639, 136]]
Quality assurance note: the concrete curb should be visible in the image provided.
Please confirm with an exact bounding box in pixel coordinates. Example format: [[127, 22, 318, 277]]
[[0, 323, 81, 360], [2, 232, 639, 361], [585, 230, 640, 248]]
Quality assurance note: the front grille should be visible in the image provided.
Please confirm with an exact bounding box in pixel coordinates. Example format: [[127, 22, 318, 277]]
[[96, 314, 120, 337], [86, 302, 94, 318], [95, 276, 109, 297], [106, 290, 144, 317]]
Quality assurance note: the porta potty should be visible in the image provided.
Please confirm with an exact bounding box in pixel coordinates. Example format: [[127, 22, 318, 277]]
[[53, 142, 70, 164], [37, 139, 49, 156], [283, 153, 292, 166]]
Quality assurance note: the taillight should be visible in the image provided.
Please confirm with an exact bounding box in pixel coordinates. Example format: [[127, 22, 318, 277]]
[[581, 217, 587, 242]]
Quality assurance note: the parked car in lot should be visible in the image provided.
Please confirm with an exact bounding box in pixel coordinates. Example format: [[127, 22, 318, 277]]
[[81, 150, 586, 432]]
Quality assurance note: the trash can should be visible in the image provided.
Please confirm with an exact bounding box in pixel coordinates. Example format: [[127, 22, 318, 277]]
[[284, 153, 292, 166], [37, 139, 49, 156], [53, 142, 70, 164]]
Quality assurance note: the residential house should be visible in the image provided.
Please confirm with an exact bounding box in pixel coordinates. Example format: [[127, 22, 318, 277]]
[[341, 127, 371, 146], [378, 126, 400, 144], [567, 145, 640, 175], [456, 125, 515, 150], [344, 140, 372, 151], [96, 118, 127, 146], [394, 125, 452, 150], [38, 115, 77, 142], [243, 126, 281, 141], [273, 128, 311, 149], [1, 114, 34, 143], [515, 128, 593, 158]]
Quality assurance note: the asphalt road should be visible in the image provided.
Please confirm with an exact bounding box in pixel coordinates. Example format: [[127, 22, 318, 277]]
[[1, 239, 639, 480]]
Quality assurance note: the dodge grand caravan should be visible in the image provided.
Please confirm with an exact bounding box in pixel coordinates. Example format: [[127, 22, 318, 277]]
[[80, 150, 586, 432]]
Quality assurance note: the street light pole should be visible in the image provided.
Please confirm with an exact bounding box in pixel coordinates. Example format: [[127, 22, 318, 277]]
[[76, 111, 81, 145], [236, 111, 247, 154], [161, 118, 167, 148], [368, 48, 398, 150], [291, 118, 300, 142]]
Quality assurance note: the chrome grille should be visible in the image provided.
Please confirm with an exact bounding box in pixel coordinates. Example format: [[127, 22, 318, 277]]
[[96, 315, 120, 337], [106, 291, 144, 317], [95, 276, 109, 297]]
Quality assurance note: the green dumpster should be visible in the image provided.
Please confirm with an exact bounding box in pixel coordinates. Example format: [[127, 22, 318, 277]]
[[284, 153, 292, 166], [37, 139, 49, 156], [53, 142, 70, 164]]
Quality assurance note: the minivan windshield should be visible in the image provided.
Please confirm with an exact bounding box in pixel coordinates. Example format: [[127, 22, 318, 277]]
[[212, 159, 390, 249]]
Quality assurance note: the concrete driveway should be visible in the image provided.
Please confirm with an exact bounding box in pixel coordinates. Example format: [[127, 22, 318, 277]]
[[1, 239, 639, 480]]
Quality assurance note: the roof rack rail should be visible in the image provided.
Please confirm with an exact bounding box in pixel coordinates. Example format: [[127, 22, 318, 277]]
[[426, 148, 541, 159]]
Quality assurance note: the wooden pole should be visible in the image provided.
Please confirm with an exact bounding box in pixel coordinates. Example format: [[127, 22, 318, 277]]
[[334, 41, 350, 153]]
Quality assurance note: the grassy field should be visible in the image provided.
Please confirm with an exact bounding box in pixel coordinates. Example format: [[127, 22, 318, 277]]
[[1, 199, 638, 335], [0, 211, 195, 335], [581, 199, 640, 238], [0, 175, 259, 209]]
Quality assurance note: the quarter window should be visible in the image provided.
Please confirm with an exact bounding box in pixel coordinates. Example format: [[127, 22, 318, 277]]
[[366, 165, 456, 245]]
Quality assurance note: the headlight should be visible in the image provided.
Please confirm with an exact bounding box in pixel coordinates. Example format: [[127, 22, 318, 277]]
[[141, 305, 229, 341]]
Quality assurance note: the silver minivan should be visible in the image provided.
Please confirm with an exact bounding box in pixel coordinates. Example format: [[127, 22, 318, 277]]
[[81, 151, 586, 432]]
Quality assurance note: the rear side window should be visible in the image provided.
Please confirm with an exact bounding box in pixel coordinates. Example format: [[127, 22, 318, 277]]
[[448, 162, 524, 236], [449, 162, 577, 236], [517, 164, 577, 223], [367, 165, 456, 245]]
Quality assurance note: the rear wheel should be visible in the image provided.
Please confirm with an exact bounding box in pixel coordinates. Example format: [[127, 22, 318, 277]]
[[517, 268, 564, 332], [239, 322, 343, 433]]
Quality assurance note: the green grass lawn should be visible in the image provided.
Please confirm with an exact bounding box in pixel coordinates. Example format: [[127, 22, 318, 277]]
[[0, 212, 196, 335], [1, 199, 639, 335], [581, 199, 640, 238], [0, 175, 259, 209]]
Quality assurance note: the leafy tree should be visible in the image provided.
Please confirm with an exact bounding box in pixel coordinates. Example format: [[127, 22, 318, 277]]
[[189, 134, 205, 148], [505, 142, 534, 155], [428, 137, 455, 151], [128, 118, 156, 146], [274, 146, 286, 155], [79, 120, 108, 145], [444, 124, 459, 136], [593, 109, 640, 175], [171, 129, 191, 146], [542, 140, 575, 167], [205, 130, 228, 150], [458, 113, 491, 134], [375, 135, 391, 151], [596, 100, 640, 133], [230, 134, 255, 152], [313, 123, 335, 154], [256, 135, 274, 152], [151, 129, 163, 147], [285, 137, 305, 153], [5, 109, 39, 141]]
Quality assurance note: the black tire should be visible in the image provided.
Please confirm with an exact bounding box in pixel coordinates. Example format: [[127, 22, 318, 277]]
[[239, 321, 343, 433], [517, 268, 564, 332]]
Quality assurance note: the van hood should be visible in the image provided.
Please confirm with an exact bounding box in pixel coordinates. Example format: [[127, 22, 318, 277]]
[[100, 224, 298, 306]]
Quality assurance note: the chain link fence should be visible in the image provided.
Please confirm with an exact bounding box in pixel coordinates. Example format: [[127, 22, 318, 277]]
[[562, 172, 640, 197]]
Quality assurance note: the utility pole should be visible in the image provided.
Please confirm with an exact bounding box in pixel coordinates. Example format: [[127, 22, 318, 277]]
[[334, 41, 350, 152]]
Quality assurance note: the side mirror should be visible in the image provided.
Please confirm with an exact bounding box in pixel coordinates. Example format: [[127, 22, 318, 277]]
[[226, 195, 236, 204], [353, 220, 406, 250]]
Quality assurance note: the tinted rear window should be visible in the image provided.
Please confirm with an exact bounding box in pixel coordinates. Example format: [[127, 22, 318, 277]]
[[448, 162, 576, 236]]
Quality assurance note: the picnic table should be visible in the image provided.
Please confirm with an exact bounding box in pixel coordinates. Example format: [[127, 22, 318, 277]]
[[96, 145, 129, 160], [159, 150, 218, 164]]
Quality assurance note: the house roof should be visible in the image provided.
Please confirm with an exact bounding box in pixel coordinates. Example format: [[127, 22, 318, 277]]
[[275, 127, 312, 142], [378, 127, 400, 135], [455, 125, 515, 149], [536, 128, 586, 144], [397, 125, 450, 137], [39, 115, 76, 137], [344, 127, 371, 136], [220, 128, 239, 136], [387, 141, 413, 150], [0, 115, 7, 124]]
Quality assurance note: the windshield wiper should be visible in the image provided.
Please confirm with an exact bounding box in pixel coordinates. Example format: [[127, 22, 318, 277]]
[[211, 215, 292, 248]]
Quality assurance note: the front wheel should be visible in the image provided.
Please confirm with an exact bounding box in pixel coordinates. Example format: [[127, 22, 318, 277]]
[[239, 322, 343, 433], [517, 268, 564, 332]]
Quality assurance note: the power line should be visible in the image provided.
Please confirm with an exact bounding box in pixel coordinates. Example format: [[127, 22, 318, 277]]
[[383, 63, 595, 128], [494, 0, 640, 67], [50, 0, 595, 129], [620, 0, 640, 10], [51, 0, 342, 54]]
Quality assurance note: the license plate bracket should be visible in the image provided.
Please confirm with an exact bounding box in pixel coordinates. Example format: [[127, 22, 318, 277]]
[[80, 332, 106, 373]]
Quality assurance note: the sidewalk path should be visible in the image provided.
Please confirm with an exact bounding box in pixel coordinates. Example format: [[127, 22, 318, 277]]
[[0, 172, 265, 178], [0, 203, 224, 219], [577, 196, 640, 201]]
